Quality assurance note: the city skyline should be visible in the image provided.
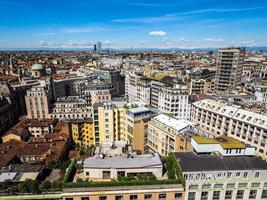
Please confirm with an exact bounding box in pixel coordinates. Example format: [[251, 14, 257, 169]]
[[0, 0, 267, 49]]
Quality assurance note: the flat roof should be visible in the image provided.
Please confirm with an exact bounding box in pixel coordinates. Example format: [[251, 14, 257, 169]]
[[174, 152, 267, 172], [193, 136, 246, 149], [84, 153, 162, 169], [153, 114, 196, 132], [128, 107, 150, 114], [0, 172, 17, 182]]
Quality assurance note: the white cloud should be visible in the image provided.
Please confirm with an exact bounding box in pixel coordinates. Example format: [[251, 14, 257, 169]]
[[204, 38, 224, 42], [149, 31, 167, 37]]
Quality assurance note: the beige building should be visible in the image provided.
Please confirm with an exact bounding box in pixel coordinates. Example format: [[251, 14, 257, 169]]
[[191, 99, 267, 160], [146, 114, 197, 156], [126, 107, 152, 153], [189, 78, 215, 95], [93, 102, 126, 146], [25, 86, 51, 119], [62, 184, 184, 200]]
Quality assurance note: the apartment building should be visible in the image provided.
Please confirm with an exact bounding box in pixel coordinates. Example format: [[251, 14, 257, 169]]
[[92, 68, 125, 96], [158, 82, 190, 119], [174, 135, 267, 200], [92, 102, 126, 146], [50, 96, 92, 120], [71, 119, 94, 146], [62, 184, 184, 200], [125, 72, 150, 105], [25, 85, 52, 119], [215, 48, 245, 92], [190, 99, 267, 159], [189, 78, 214, 95], [146, 114, 197, 156], [126, 107, 152, 153]]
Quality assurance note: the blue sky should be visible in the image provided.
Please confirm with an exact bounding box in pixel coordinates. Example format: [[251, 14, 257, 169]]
[[0, 0, 266, 49]]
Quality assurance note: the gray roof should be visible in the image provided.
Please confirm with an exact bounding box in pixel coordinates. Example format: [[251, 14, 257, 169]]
[[84, 153, 162, 169], [174, 152, 267, 172]]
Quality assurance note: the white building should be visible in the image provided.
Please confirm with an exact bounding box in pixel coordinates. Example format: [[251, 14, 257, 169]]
[[191, 136, 255, 157], [146, 114, 197, 156], [175, 151, 267, 200], [50, 96, 92, 120], [83, 141, 163, 180], [191, 99, 267, 160], [158, 83, 190, 119], [125, 72, 150, 105]]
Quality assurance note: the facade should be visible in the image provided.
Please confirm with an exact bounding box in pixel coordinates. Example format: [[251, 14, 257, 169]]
[[190, 99, 267, 159], [191, 135, 255, 156], [158, 83, 190, 119], [92, 68, 125, 96], [27, 119, 56, 137], [254, 84, 267, 105], [189, 79, 214, 95], [146, 114, 196, 156], [62, 184, 184, 200], [125, 72, 151, 105], [93, 102, 126, 146], [50, 96, 92, 120], [71, 119, 94, 146], [25, 85, 52, 119], [126, 107, 152, 153], [215, 48, 245, 92]]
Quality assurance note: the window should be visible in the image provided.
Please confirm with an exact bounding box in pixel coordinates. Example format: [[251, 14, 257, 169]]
[[175, 193, 182, 200], [144, 194, 152, 200], [236, 172, 240, 177], [243, 172, 248, 178], [262, 190, 267, 198], [159, 193, 166, 200], [85, 172, 89, 177], [66, 198, 73, 200], [117, 171, 125, 178], [81, 197, 89, 200], [99, 197, 107, 200], [188, 192, 195, 200], [227, 172, 232, 179], [236, 190, 244, 199], [225, 191, 232, 199], [213, 191, 220, 200], [201, 191, 208, 200], [130, 195, 138, 200], [115, 196, 123, 200], [249, 190, 257, 199], [255, 172, 260, 178], [102, 171, 111, 179]]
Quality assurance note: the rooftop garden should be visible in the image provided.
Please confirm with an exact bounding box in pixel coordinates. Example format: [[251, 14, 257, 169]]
[[62, 154, 184, 188]]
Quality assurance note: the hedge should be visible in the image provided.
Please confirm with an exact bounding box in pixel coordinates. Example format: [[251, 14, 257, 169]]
[[63, 179, 180, 188], [63, 159, 76, 183]]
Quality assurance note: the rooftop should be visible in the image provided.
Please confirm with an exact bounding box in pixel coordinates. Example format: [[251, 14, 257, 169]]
[[153, 114, 196, 132], [174, 152, 267, 172], [193, 99, 267, 128], [84, 153, 162, 169], [193, 135, 246, 149], [128, 106, 150, 114]]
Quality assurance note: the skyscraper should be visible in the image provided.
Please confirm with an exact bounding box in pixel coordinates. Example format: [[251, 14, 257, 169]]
[[215, 47, 245, 92], [97, 41, 102, 53]]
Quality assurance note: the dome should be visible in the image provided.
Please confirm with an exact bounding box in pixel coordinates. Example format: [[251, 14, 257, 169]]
[[32, 64, 44, 71]]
